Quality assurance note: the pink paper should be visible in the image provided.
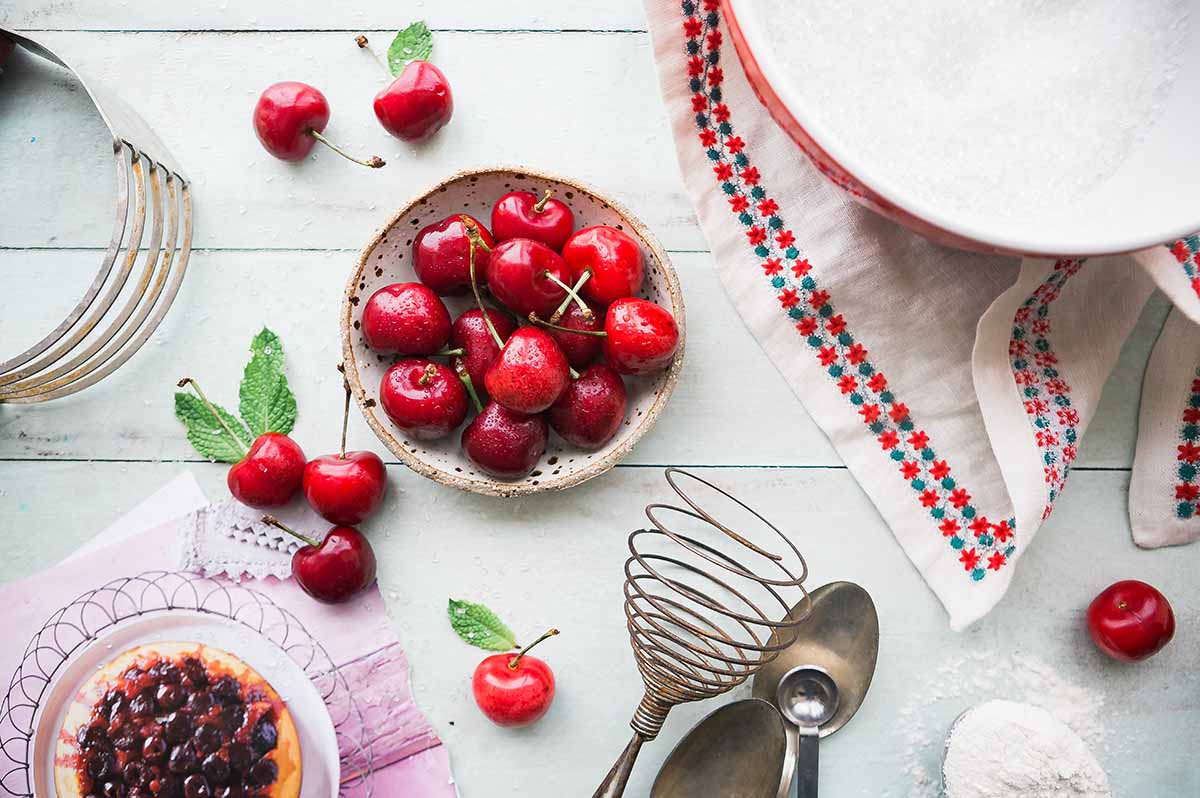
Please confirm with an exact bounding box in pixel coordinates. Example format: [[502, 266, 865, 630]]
[[0, 480, 454, 798]]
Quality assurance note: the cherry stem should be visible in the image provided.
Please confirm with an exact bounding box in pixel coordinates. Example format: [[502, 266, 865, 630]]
[[307, 130, 386, 169], [542, 270, 591, 320], [261, 515, 321, 549], [354, 34, 393, 77], [527, 312, 607, 338], [454, 361, 485, 414], [461, 216, 505, 349], [532, 189, 554, 214], [508, 628, 560, 670], [417, 362, 438, 386], [549, 270, 593, 324], [338, 364, 351, 459], [177, 377, 248, 457], [432, 347, 465, 357]]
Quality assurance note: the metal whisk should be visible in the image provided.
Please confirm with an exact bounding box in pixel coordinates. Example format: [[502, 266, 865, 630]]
[[594, 468, 812, 797], [0, 30, 192, 403]]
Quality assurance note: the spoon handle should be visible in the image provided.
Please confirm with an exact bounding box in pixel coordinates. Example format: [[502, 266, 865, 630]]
[[796, 729, 819, 798]]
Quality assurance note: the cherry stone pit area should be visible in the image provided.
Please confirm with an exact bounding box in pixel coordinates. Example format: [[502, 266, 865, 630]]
[[340, 167, 686, 497]]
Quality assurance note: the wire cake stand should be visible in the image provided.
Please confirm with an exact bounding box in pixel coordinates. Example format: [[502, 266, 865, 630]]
[[0, 571, 374, 797]]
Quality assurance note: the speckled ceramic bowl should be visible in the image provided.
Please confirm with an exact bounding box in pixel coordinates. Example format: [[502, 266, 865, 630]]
[[341, 167, 686, 497]]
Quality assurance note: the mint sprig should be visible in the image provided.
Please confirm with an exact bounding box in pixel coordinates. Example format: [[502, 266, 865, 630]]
[[239, 328, 297, 437], [448, 598, 519, 651], [174, 327, 297, 462], [388, 21, 433, 75]]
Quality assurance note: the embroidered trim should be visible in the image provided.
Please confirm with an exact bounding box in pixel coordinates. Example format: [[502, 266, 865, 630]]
[[1174, 369, 1200, 519], [1009, 260, 1085, 520], [681, 0, 1014, 579], [1168, 236, 1200, 300]]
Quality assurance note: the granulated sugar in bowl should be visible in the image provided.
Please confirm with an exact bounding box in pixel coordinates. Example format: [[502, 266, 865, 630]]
[[723, 0, 1199, 256]]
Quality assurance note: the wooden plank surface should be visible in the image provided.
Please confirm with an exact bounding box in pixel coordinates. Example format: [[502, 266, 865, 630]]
[[0, 462, 1195, 797], [3, 1, 648, 32]]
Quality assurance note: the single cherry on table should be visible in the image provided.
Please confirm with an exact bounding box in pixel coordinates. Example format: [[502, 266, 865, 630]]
[[374, 60, 454, 142], [472, 629, 559, 727], [179, 378, 306, 509], [380, 359, 468, 440], [491, 189, 576, 251], [263, 516, 377, 604], [253, 81, 384, 168], [303, 376, 388, 526], [361, 281, 452, 355], [413, 214, 495, 296], [461, 401, 548, 479], [1087, 579, 1175, 662]]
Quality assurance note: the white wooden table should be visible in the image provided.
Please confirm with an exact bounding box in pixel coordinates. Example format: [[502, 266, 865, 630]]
[[2, 3, 1197, 796]]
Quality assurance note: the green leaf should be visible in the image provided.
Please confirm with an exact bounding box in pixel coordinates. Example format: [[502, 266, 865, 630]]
[[238, 327, 297, 437], [388, 21, 433, 75], [448, 598, 518, 651], [174, 392, 252, 463]]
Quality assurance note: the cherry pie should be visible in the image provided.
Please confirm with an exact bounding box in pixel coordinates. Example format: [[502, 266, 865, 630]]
[[55, 641, 301, 798]]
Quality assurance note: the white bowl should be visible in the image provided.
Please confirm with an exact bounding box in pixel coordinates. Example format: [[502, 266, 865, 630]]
[[340, 167, 686, 497], [724, 0, 1200, 256]]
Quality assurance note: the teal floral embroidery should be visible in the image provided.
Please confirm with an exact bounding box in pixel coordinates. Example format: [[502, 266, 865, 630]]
[[1174, 368, 1200, 519], [681, 0, 1014, 579]]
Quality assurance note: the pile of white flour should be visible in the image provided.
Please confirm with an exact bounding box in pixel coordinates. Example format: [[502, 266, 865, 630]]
[[758, 0, 1190, 217], [942, 700, 1111, 798]]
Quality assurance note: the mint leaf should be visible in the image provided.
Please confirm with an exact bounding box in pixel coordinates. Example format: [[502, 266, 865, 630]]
[[238, 327, 297, 437], [175, 392, 252, 463], [448, 599, 518, 651], [388, 21, 433, 75]]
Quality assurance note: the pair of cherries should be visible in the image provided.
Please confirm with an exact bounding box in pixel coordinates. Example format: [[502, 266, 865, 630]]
[[362, 189, 680, 480], [214, 380, 382, 604], [253, 51, 452, 166]]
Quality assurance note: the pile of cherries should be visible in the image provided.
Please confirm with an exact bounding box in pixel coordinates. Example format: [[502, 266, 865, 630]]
[[74, 655, 281, 798], [364, 189, 680, 480]]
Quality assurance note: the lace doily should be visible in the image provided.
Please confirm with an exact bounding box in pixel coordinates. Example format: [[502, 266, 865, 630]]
[[181, 498, 328, 581]]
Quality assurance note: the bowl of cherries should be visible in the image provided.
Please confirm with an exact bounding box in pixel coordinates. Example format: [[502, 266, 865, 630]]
[[341, 167, 685, 496]]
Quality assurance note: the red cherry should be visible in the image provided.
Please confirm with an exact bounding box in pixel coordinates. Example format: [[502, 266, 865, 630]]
[[546, 300, 603, 369], [226, 433, 306, 509], [472, 630, 559, 727], [548, 365, 627, 450], [302, 452, 387, 525], [561, 226, 645, 306], [373, 60, 453, 142], [1087, 580, 1175, 662], [461, 402, 548, 479], [264, 517, 377, 603], [451, 308, 517, 398], [253, 81, 383, 168], [491, 190, 575, 251], [380, 359, 467, 440], [603, 298, 680, 376], [361, 282, 452, 355], [485, 327, 570, 415], [413, 214, 495, 296], [485, 239, 575, 319]]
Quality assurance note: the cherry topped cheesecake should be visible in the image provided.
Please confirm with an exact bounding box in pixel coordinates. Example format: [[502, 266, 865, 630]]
[[56, 642, 301, 798]]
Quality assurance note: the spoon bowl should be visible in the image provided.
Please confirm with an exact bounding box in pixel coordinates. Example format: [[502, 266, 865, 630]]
[[776, 666, 839, 729], [650, 699, 791, 798], [752, 581, 879, 738]]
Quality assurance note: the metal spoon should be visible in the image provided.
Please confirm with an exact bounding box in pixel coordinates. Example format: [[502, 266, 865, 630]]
[[753, 582, 880, 795], [650, 699, 791, 798], [776, 666, 839, 797]]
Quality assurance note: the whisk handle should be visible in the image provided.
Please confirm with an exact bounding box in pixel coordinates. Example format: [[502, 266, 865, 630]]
[[592, 733, 645, 798]]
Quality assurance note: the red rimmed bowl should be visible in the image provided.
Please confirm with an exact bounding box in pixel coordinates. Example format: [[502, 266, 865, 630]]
[[722, 0, 1200, 257], [340, 167, 686, 498]]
